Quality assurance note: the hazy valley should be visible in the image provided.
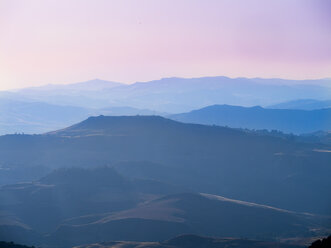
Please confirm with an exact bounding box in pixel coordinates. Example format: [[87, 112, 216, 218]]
[[0, 77, 330, 248], [2, 0, 331, 247]]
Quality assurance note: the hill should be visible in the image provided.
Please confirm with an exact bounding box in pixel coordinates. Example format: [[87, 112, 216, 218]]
[[169, 105, 331, 134], [2, 167, 325, 247], [0, 116, 330, 215], [0, 167, 183, 230], [0, 167, 185, 246]]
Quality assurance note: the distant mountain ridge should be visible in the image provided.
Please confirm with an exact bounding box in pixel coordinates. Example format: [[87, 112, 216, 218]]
[[169, 105, 331, 134], [15, 79, 123, 92], [2, 76, 331, 112], [269, 99, 331, 110]]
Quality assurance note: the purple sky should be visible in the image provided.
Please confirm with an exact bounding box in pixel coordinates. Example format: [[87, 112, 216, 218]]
[[0, 0, 330, 90]]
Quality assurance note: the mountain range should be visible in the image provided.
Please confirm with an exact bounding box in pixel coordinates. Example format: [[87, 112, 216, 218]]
[[1, 77, 330, 135], [1, 77, 331, 247], [1, 100, 330, 136], [3, 77, 331, 111]]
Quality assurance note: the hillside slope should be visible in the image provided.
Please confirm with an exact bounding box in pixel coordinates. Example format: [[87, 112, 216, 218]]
[[0, 116, 330, 214]]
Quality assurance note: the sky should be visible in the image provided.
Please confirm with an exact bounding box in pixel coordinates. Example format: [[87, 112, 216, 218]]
[[0, 0, 330, 90]]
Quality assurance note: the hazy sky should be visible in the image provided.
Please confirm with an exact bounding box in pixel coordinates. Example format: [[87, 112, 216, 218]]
[[0, 0, 330, 90]]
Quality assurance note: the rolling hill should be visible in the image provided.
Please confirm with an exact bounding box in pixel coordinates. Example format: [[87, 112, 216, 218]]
[[49, 192, 326, 247], [0, 116, 330, 215], [1, 165, 326, 248], [0, 167, 185, 246]]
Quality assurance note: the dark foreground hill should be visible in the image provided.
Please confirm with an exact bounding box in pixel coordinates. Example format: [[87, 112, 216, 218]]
[[0, 116, 330, 215], [169, 105, 331, 134], [74, 234, 304, 248], [49, 192, 327, 247], [0, 167, 329, 247], [0, 167, 184, 237]]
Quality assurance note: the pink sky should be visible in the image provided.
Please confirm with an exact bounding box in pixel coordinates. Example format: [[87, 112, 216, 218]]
[[0, 0, 330, 90]]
